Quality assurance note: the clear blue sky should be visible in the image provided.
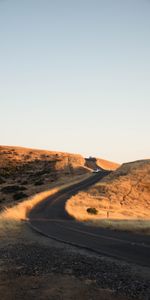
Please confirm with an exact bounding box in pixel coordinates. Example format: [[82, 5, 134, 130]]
[[0, 0, 150, 163]]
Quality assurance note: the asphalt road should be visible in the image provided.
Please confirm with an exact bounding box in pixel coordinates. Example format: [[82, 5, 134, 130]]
[[29, 172, 150, 268]]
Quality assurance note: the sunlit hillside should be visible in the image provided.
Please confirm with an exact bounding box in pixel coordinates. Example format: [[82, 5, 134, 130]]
[[66, 159, 150, 232]]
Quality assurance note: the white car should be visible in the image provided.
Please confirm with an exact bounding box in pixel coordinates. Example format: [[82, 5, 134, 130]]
[[92, 168, 101, 173]]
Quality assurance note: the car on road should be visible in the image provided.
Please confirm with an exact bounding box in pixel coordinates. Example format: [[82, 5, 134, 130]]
[[92, 168, 101, 173]]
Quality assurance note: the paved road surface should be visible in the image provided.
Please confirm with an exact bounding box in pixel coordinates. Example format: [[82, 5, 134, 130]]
[[29, 172, 150, 268]]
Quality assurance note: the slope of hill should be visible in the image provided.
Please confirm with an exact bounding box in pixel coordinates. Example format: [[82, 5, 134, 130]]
[[0, 146, 88, 210], [96, 158, 120, 170], [66, 159, 150, 229], [0, 146, 86, 174]]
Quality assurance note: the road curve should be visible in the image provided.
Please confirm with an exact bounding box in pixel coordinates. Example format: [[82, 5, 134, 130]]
[[29, 172, 150, 268]]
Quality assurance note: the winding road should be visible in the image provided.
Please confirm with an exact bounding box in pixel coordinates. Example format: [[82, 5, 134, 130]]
[[29, 172, 150, 268]]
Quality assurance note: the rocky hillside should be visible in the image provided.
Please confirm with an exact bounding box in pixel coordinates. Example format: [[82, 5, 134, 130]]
[[66, 159, 150, 221]]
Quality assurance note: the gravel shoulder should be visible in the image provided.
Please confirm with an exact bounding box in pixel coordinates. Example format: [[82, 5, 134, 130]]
[[0, 224, 150, 300]]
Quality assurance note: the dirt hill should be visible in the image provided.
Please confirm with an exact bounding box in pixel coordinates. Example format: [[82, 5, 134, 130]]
[[66, 159, 150, 223]]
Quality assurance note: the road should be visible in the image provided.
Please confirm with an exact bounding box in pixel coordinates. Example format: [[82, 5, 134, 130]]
[[29, 172, 150, 268]]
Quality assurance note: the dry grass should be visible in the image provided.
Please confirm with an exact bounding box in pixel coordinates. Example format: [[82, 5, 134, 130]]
[[1, 188, 58, 221], [0, 174, 90, 239], [96, 158, 120, 170], [66, 160, 150, 234], [87, 219, 150, 234], [0, 188, 58, 241]]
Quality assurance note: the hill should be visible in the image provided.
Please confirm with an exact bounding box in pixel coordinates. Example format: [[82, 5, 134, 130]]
[[66, 159, 150, 228], [0, 145, 118, 210], [0, 146, 87, 210]]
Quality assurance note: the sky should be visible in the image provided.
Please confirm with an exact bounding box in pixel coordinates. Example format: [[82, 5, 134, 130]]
[[0, 0, 150, 163]]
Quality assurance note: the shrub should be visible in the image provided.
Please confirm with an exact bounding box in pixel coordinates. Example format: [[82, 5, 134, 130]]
[[34, 180, 44, 186], [40, 154, 48, 159], [0, 177, 5, 184], [50, 179, 55, 182], [0, 198, 5, 203], [24, 154, 31, 160], [13, 192, 28, 201], [1, 185, 26, 194], [21, 180, 28, 185], [87, 207, 98, 215]]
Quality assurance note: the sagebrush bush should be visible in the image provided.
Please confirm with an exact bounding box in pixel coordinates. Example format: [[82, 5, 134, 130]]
[[87, 207, 98, 215]]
